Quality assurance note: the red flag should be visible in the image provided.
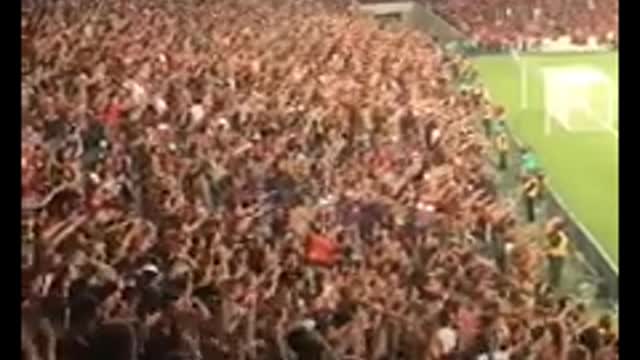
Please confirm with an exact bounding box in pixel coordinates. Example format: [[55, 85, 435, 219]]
[[101, 102, 123, 128], [305, 233, 339, 266]]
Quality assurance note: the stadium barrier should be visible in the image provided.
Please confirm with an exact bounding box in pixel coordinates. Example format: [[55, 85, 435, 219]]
[[503, 131, 618, 303], [452, 35, 615, 57], [544, 185, 618, 301], [407, 4, 466, 43], [356, 1, 465, 43]]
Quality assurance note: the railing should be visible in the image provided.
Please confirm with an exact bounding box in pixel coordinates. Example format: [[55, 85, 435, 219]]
[[504, 130, 619, 302]]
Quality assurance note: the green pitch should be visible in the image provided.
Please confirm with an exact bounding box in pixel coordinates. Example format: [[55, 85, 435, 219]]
[[474, 52, 618, 266]]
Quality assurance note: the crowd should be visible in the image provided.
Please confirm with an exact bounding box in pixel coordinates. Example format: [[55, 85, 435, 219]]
[[22, 0, 617, 359], [426, 0, 618, 50]]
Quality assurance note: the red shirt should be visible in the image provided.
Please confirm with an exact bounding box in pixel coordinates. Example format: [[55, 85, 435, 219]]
[[101, 102, 124, 128], [305, 233, 339, 266], [457, 307, 481, 346]]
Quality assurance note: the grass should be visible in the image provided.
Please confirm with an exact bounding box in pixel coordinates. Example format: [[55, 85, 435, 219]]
[[473, 52, 619, 265]]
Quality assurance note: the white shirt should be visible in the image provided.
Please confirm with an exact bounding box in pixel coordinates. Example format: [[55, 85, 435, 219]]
[[477, 351, 510, 360], [190, 104, 205, 124], [153, 97, 168, 115], [533, 8, 542, 19], [123, 80, 147, 105], [436, 327, 457, 354]]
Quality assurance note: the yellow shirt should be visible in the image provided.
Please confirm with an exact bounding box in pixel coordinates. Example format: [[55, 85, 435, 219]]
[[496, 134, 509, 152], [524, 177, 539, 198], [548, 231, 569, 258]]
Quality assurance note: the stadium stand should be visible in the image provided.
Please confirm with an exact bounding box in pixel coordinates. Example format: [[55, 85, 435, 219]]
[[21, 0, 618, 359], [425, 0, 618, 49]]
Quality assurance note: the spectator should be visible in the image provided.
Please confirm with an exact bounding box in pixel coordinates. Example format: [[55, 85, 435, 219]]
[[21, 0, 616, 358], [427, 0, 618, 49]]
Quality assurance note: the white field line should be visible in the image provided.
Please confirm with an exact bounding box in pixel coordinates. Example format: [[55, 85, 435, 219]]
[[575, 85, 618, 140], [510, 50, 528, 109], [545, 181, 619, 275], [512, 54, 618, 142], [575, 98, 619, 140]]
